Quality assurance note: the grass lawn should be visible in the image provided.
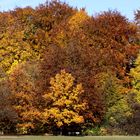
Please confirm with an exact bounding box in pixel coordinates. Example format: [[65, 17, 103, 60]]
[[0, 136, 140, 140]]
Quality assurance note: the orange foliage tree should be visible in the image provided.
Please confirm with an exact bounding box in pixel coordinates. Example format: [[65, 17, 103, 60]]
[[9, 63, 42, 134]]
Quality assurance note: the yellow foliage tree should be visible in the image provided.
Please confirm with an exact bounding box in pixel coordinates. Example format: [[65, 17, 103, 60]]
[[130, 54, 140, 103], [68, 9, 89, 30], [43, 70, 86, 128]]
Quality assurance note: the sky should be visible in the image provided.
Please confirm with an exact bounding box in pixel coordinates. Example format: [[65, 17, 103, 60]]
[[0, 0, 140, 21]]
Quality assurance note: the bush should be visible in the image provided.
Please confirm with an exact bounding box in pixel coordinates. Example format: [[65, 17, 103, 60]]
[[83, 126, 101, 136]]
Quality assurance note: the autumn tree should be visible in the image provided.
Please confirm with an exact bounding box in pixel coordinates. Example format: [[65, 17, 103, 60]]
[[118, 54, 140, 135], [0, 0, 139, 135], [135, 10, 140, 45], [82, 10, 139, 84], [0, 68, 17, 134], [39, 44, 106, 125], [0, 0, 76, 73], [9, 62, 42, 134], [43, 70, 86, 133], [135, 10, 140, 23], [130, 54, 140, 103]]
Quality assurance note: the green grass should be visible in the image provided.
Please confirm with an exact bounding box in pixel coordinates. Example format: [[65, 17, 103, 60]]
[[0, 136, 140, 140]]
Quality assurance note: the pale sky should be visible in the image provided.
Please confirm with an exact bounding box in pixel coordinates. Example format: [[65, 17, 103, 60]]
[[0, 0, 140, 21]]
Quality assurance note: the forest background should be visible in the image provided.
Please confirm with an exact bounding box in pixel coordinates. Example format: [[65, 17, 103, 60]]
[[0, 0, 140, 135]]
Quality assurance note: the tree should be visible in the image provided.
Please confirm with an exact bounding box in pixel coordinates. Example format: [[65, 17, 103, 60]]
[[135, 10, 140, 45], [82, 10, 140, 84], [39, 45, 106, 124], [0, 68, 17, 134], [9, 62, 42, 134], [130, 54, 140, 103], [125, 54, 140, 135], [103, 73, 131, 132], [43, 70, 86, 133], [68, 9, 89, 31]]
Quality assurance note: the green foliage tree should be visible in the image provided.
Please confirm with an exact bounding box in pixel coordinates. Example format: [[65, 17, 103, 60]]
[[121, 54, 140, 135], [90, 72, 132, 135]]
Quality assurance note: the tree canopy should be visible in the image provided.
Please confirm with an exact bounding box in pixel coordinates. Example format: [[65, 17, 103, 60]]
[[0, 0, 140, 135]]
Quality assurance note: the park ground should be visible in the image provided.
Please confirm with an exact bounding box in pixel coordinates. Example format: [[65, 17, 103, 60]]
[[0, 136, 140, 140]]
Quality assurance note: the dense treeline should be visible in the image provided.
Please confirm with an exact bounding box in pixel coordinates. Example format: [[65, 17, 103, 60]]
[[0, 0, 140, 135]]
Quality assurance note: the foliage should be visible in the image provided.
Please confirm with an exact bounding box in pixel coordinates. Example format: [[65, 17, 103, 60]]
[[103, 73, 132, 126], [83, 127, 100, 136], [83, 10, 139, 84], [125, 55, 140, 135], [0, 69, 17, 133], [0, 0, 139, 135], [43, 70, 86, 129], [9, 62, 42, 134], [130, 54, 140, 103]]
